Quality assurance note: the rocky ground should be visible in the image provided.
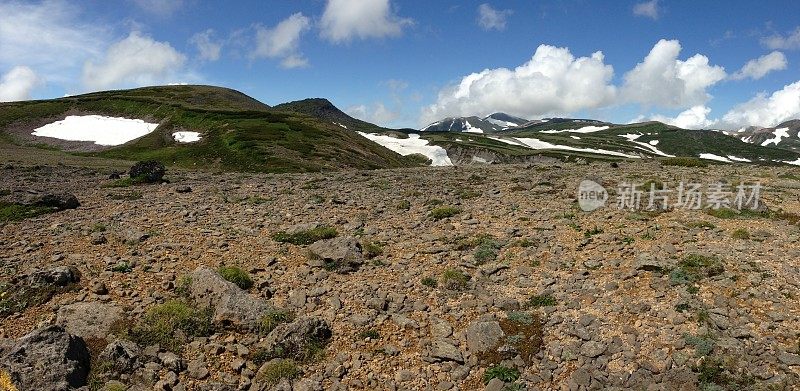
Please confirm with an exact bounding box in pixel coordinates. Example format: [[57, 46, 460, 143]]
[[1, 160, 800, 391]]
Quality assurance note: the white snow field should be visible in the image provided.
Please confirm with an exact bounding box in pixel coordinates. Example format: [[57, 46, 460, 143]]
[[32, 115, 159, 146], [357, 132, 453, 166], [699, 153, 732, 162], [513, 137, 641, 158], [761, 128, 790, 146], [540, 125, 610, 134], [172, 131, 202, 143]]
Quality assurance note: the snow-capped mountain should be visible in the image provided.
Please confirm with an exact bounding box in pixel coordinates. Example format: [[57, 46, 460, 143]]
[[421, 113, 529, 133], [733, 120, 800, 152]]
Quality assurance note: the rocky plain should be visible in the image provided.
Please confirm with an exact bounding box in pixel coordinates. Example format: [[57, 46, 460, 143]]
[[1, 159, 800, 391]]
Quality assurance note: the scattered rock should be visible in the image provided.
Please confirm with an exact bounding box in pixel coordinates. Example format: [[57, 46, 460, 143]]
[[129, 160, 166, 183], [0, 325, 91, 391], [308, 236, 364, 272], [56, 302, 122, 340]]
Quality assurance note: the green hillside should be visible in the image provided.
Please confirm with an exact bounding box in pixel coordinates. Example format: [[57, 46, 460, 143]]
[[0, 85, 421, 173]]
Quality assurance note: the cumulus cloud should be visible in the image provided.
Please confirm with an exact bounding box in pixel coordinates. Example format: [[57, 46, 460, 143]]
[[190, 29, 223, 61], [650, 105, 717, 129], [719, 80, 800, 129], [252, 13, 312, 68], [0, 0, 105, 81], [477, 3, 512, 31], [621, 39, 726, 108], [761, 27, 800, 50], [347, 102, 399, 125], [0, 66, 43, 102], [131, 0, 184, 17], [320, 0, 412, 43], [421, 44, 616, 124], [731, 51, 787, 80], [82, 32, 187, 91], [633, 0, 660, 20]]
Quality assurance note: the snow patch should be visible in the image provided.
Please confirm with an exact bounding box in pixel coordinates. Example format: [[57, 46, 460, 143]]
[[172, 131, 202, 143], [485, 117, 516, 129], [463, 120, 483, 133], [358, 132, 452, 166], [785, 158, 800, 166], [699, 153, 732, 163], [540, 126, 610, 134], [570, 136, 581, 139], [649, 140, 659, 146], [514, 137, 640, 158], [761, 127, 790, 146], [727, 155, 751, 162], [619, 134, 674, 157], [32, 115, 158, 146]]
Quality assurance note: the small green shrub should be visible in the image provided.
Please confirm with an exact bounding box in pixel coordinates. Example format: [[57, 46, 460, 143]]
[[103, 176, 148, 188], [111, 262, 132, 273], [421, 277, 438, 288], [128, 300, 213, 352], [685, 334, 715, 357], [256, 359, 300, 386], [662, 157, 708, 167], [395, 200, 411, 210], [430, 206, 461, 220], [175, 276, 192, 297], [441, 268, 470, 290], [362, 242, 384, 259], [731, 229, 750, 240], [0, 202, 54, 222], [218, 265, 253, 290], [258, 309, 294, 336], [272, 226, 338, 245], [506, 311, 534, 325], [526, 294, 556, 308], [358, 329, 380, 339], [483, 365, 520, 384]]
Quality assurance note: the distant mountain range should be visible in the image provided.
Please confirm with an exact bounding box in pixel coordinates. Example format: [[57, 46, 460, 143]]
[[1, 85, 799, 172]]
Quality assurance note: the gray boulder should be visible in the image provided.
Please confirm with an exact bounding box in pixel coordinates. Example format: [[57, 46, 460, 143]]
[[256, 317, 332, 361], [0, 325, 90, 391], [99, 339, 142, 374], [308, 236, 363, 272], [30, 266, 80, 286], [56, 302, 123, 340], [188, 266, 272, 329], [466, 321, 505, 355]]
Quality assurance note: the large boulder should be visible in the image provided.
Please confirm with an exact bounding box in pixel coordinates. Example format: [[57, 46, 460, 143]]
[[99, 339, 142, 374], [256, 317, 332, 361], [56, 302, 123, 340], [29, 266, 80, 286], [465, 321, 505, 355], [0, 325, 91, 391], [35, 193, 80, 210], [128, 160, 165, 183], [307, 236, 363, 272], [188, 267, 272, 329]]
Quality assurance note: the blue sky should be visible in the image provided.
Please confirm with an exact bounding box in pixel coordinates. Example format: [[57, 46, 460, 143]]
[[1, 0, 799, 130]]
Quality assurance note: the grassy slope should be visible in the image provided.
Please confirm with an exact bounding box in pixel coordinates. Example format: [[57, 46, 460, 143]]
[[0, 86, 420, 173]]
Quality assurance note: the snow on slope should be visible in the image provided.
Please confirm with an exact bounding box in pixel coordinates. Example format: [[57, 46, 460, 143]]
[[173, 131, 202, 143], [540, 126, 610, 134], [485, 117, 517, 129], [761, 128, 790, 146], [488, 135, 640, 158], [699, 153, 732, 162], [463, 120, 483, 133], [358, 132, 452, 166], [619, 133, 674, 157], [32, 115, 159, 146]]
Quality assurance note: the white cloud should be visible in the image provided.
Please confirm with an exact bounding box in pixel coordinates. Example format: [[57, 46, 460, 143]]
[[82, 32, 187, 91], [347, 103, 399, 125], [252, 13, 311, 69], [190, 29, 223, 61], [0, 66, 43, 102], [731, 51, 787, 80], [131, 0, 184, 17], [633, 0, 660, 20], [720, 80, 800, 129], [421, 44, 616, 124], [477, 3, 512, 31], [320, 0, 412, 43], [651, 105, 717, 129], [761, 27, 800, 50], [0, 1, 106, 82], [621, 39, 726, 108]]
